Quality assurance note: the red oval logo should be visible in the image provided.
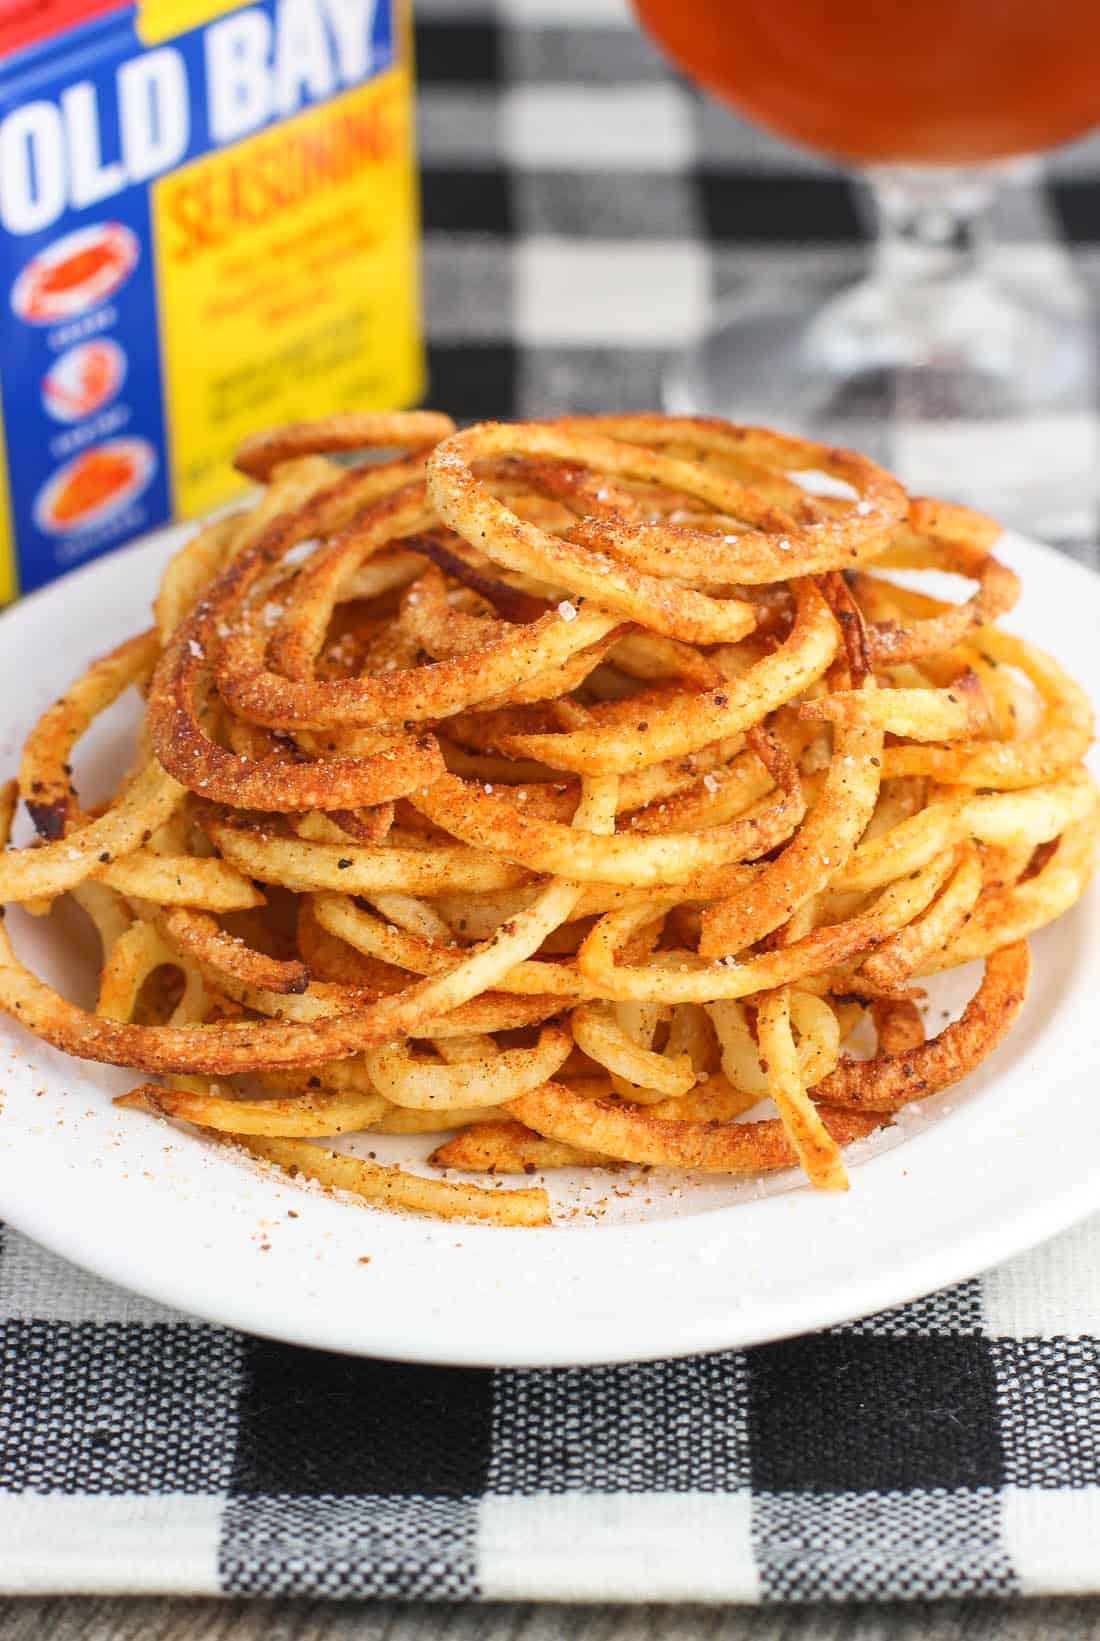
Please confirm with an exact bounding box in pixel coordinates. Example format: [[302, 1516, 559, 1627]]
[[12, 223, 139, 325]]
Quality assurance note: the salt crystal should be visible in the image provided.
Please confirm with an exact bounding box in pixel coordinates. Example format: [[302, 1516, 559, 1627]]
[[723, 534, 738, 544], [558, 600, 577, 622], [188, 639, 203, 658], [855, 499, 873, 515], [260, 602, 283, 627], [285, 540, 317, 566], [777, 538, 791, 552], [703, 773, 718, 793], [484, 784, 494, 794]]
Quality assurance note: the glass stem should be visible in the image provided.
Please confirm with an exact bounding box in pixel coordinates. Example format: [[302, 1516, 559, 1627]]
[[865, 167, 995, 318]]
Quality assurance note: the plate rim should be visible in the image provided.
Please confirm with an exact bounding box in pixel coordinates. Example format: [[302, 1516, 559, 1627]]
[[0, 521, 1098, 1367]]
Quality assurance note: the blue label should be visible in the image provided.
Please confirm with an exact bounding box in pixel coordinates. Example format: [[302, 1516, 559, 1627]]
[[0, 0, 395, 592]]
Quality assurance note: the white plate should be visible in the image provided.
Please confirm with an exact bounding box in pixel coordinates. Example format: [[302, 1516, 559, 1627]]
[[0, 524, 1097, 1366]]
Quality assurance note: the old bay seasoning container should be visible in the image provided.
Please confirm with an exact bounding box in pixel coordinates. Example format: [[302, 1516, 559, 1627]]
[[0, 0, 423, 596]]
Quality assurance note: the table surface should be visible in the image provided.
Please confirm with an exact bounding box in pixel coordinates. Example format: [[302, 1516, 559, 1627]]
[[3, 1601, 1100, 1638]]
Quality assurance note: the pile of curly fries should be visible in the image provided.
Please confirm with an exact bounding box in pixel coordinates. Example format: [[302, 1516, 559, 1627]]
[[1, 411, 1094, 1226]]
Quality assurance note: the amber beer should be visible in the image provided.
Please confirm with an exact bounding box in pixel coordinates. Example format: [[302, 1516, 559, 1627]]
[[635, 0, 1100, 163]]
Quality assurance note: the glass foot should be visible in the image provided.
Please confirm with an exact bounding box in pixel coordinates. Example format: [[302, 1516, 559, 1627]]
[[665, 277, 1099, 542]]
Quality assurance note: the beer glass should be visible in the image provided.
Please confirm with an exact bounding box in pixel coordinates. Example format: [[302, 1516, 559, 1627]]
[[636, 0, 1100, 534]]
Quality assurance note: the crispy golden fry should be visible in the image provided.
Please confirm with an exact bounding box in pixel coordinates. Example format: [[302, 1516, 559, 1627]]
[[117, 1081, 392, 1137], [239, 1133, 550, 1226], [507, 1080, 884, 1173], [18, 628, 160, 839], [409, 755, 803, 886], [206, 817, 532, 896], [0, 760, 184, 904], [707, 991, 839, 1095], [430, 1119, 609, 1173], [364, 1021, 573, 1110], [219, 554, 625, 732], [0, 409, 1094, 1225], [835, 770, 1095, 895], [922, 806, 1099, 967], [155, 515, 243, 645], [497, 578, 839, 774], [698, 710, 884, 958], [158, 907, 310, 995], [430, 421, 760, 643], [97, 851, 264, 911], [572, 1001, 695, 1097], [880, 629, 1093, 789], [855, 495, 1019, 666], [645, 1073, 762, 1123], [234, 409, 455, 480], [576, 847, 957, 1004], [756, 988, 847, 1191], [816, 942, 1030, 1111], [310, 892, 601, 1000], [799, 671, 988, 742], [860, 841, 984, 986]]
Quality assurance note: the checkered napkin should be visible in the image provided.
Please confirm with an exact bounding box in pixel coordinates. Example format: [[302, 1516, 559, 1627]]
[[5, 1218, 1100, 1601], [4, 0, 1100, 1606]]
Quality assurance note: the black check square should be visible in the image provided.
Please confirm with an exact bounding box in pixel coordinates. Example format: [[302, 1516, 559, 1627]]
[[0, 1322, 242, 1495], [747, 1335, 1004, 1494], [420, 167, 512, 237], [1049, 179, 1100, 243], [698, 173, 863, 243], [428, 342, 518, 423], [230, 1341, 494, 1499], [414, 20, 500, 87]]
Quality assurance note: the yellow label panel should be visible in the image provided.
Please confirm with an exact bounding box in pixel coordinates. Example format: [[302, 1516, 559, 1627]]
[[137, 0, 246, 43], [151, 64, 423, 519]]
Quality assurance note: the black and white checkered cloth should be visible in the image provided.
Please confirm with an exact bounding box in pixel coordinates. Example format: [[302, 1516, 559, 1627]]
[[6, 1222, 1100, 1600], [4, 0, 1100, 1604]]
